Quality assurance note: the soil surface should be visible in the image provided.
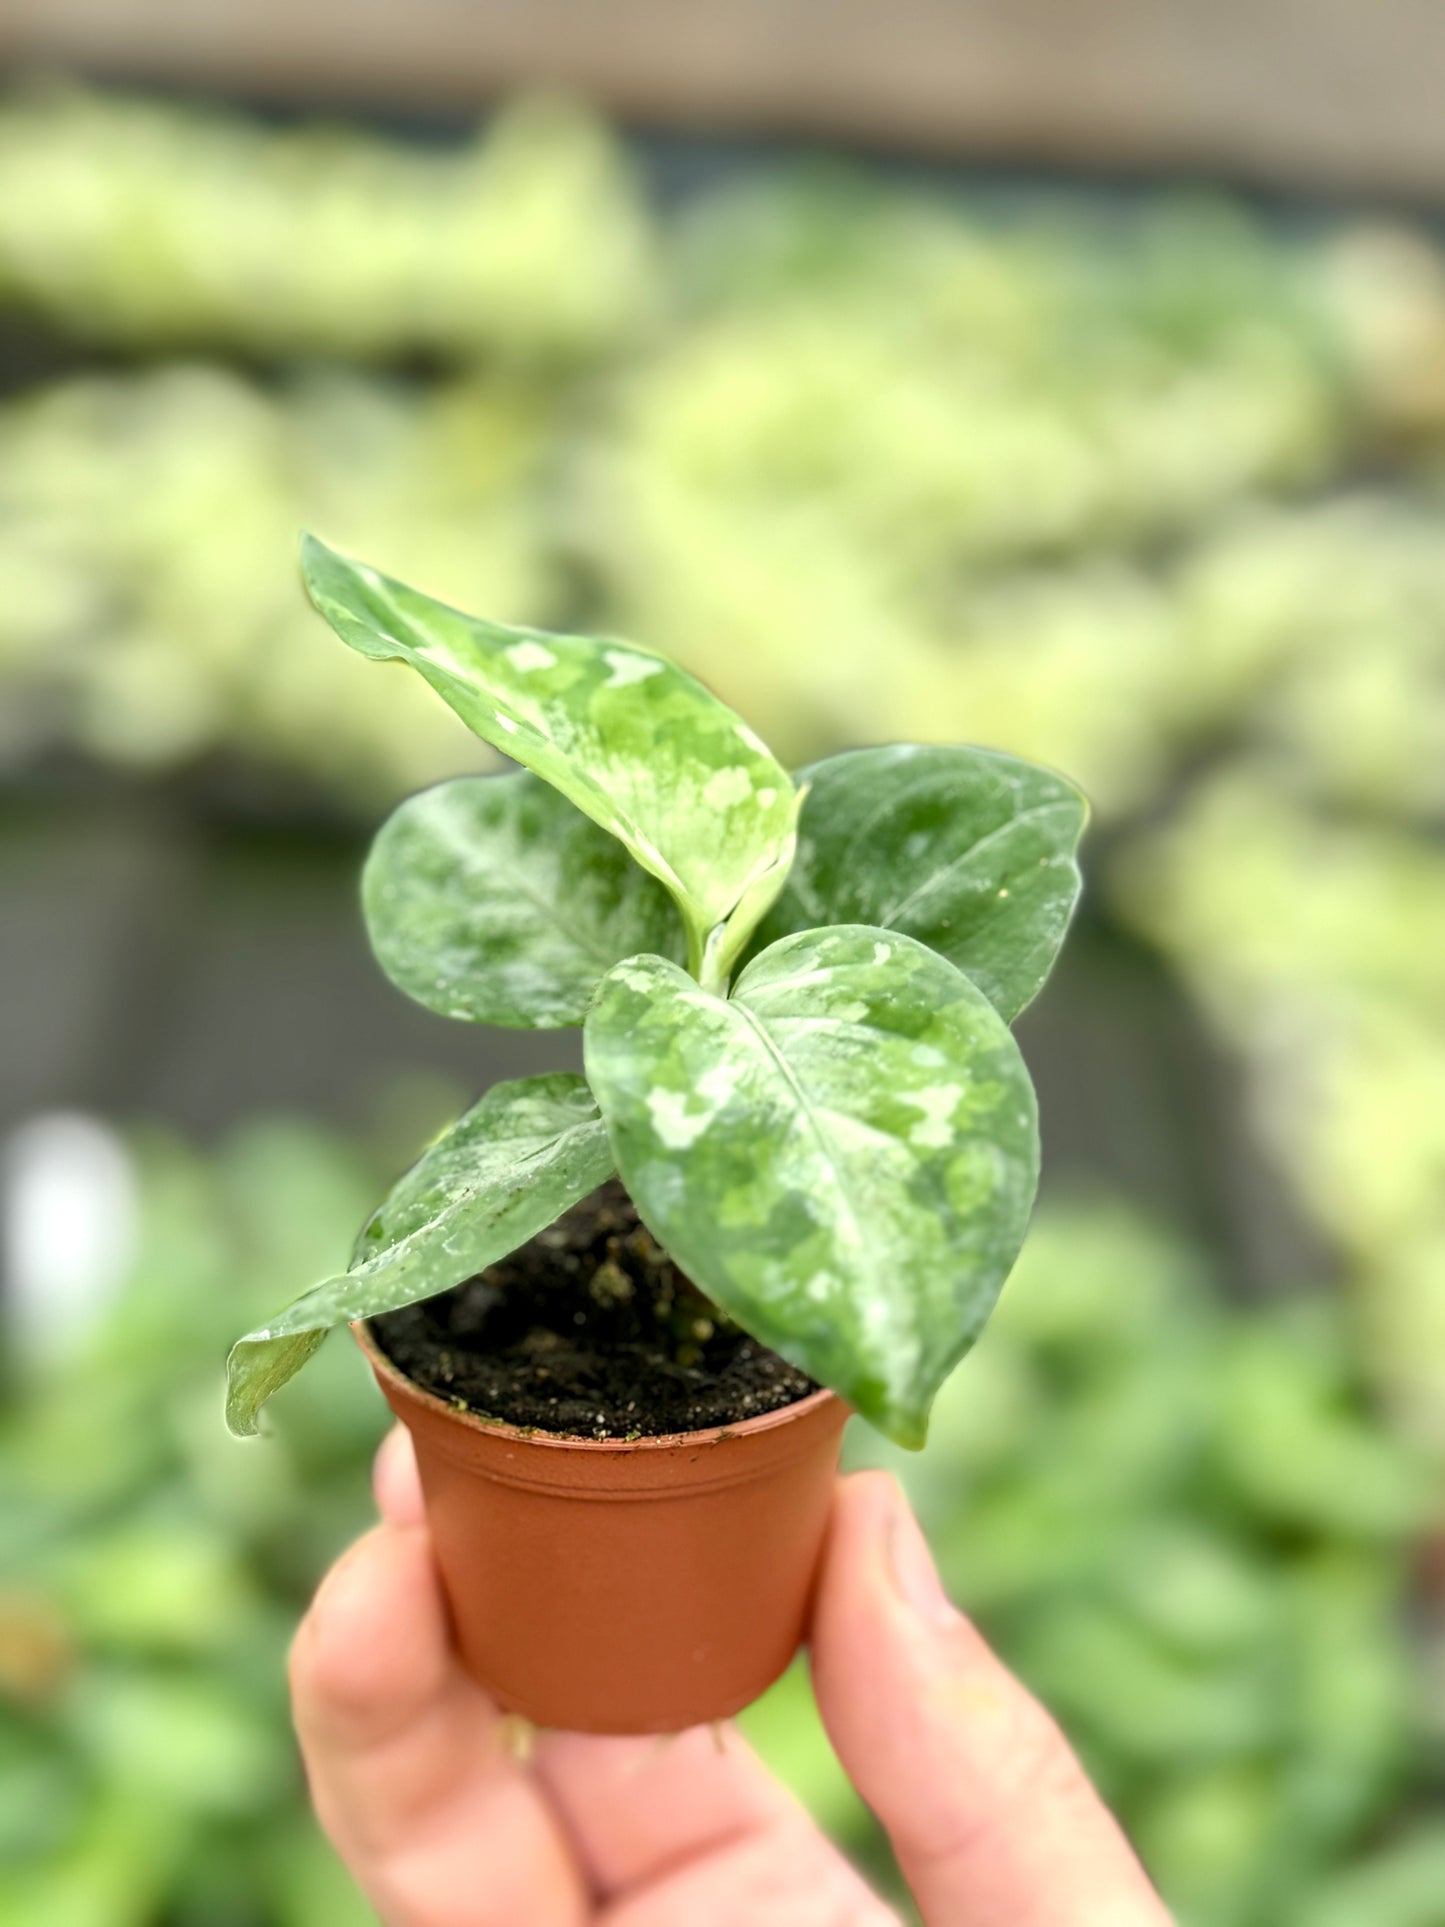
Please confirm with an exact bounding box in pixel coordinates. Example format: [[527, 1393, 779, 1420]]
[[369, 1180, 816, 1439]]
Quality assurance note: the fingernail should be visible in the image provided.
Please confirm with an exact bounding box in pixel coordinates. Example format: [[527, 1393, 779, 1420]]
[[373, 1424, 425, 1528], [884, 1485, 960, 1631]]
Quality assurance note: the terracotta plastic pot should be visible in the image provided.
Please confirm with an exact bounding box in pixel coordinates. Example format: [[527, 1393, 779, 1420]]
[[353, 1321, 850, 1734]]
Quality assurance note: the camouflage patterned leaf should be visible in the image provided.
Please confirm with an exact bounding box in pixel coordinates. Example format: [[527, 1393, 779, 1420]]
[[752, 745, 1087, 1021], [584, 929, 1040, 1447], [363, 772, 685, 1029], [302, 534, 800, 981], [224, 1073, 613, 1436]]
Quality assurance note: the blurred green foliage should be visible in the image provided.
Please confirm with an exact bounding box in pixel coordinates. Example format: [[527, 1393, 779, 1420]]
[[0, 90, 654, 362], [0, 86, 1440, 1469], [1, 84, 1444, 1926], [0, 86, 1435, 797], [0, 1122, 386, 1927], [1, 1124, 1438, 1926]]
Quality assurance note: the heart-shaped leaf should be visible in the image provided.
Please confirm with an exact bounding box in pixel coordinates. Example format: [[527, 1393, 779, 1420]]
[[363, 772, 685, 1029], [584, 929, 1040, 1447], [752, 745, 1087, 1021], [224, 1073, 613, 1436], [302, 534, 801, 980]]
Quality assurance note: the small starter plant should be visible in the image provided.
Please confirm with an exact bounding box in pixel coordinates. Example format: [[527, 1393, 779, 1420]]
[[226, 537, 1086, 1449]]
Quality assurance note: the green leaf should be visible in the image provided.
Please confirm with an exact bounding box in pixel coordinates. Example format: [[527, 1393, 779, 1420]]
[[302, 534, 801, 978], [224, 1073, 613, 1435], [584, 930, 1040, 1447], [752, 745, 1087, 1021], [363, 772, 685, 1029]]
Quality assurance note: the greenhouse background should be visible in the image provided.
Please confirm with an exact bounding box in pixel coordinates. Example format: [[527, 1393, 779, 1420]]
[[0, 25, 1443, 1927]]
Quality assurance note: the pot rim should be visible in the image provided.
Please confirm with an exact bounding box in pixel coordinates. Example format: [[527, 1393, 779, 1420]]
[[351, 1317, 843, 1454]]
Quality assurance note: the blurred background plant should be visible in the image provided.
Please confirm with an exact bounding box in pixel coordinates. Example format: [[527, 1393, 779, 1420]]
[[1, 78, 1442, 1927]]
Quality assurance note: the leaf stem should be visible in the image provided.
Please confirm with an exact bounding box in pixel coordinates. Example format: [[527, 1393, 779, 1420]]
[[695, 922, 731, 999]]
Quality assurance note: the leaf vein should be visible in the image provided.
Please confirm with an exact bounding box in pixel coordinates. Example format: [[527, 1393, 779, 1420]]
[[729, 1001, 869, 1256]]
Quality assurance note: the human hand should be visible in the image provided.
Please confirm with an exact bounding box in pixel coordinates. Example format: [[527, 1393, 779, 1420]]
[[290, 1426, 1172, 1925]]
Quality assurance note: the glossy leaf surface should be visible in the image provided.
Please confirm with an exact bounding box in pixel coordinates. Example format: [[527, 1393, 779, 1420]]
[[303, 534, 800, 972], [752, 745, 1087, 1021], [584, 928, 1040, 1446], [225, 1073, 613, 1435], [363, 772, 684, 1028]]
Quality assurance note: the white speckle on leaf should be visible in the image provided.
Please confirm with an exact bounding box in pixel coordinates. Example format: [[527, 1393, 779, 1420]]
[[703, 766, 754, 810], [603, 648, 664, 687], [836, 999, 869, 1023], [997, 887, 1010, 899], [496, 715, 518, 735], [646, 1089, 712, 1150], [697, 1063, 738, 1106], [505, 640, 557, 675], [803, 1270, 835, 1303], [677, 991, 719, 1014], [757, 787, 778, 810], [901, 1085, 961, 1149], [734, 722, 769, 755], [858, 1293, 893, 1339], [872, 942, 892, 966]]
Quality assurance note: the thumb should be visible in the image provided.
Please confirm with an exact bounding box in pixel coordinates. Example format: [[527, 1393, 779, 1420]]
[[810, 1473, 1171, 1927]]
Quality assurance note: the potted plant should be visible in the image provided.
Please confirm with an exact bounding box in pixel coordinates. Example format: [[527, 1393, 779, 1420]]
[[226, 535, 1086, 1733]]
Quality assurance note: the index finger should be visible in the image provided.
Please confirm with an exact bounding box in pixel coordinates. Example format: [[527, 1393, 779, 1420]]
[[290, 1514, 588, 1927]]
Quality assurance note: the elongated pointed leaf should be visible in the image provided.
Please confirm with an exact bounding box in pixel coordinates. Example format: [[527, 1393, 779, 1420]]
[[584, 930, 1039, 1447], [302, 534, 800, 970], [225, 1073, 613, 1436], [363, 772, 685, 1029], [752, 745, 1087, 1022]]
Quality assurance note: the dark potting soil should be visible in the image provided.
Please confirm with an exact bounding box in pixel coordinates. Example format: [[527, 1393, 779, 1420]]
[[368, 1180, 817, 1440]]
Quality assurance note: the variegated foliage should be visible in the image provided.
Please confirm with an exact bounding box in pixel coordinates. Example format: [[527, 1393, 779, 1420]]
[[584, 932, 1039, 1447], [226, 543, 1084, 1443]]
